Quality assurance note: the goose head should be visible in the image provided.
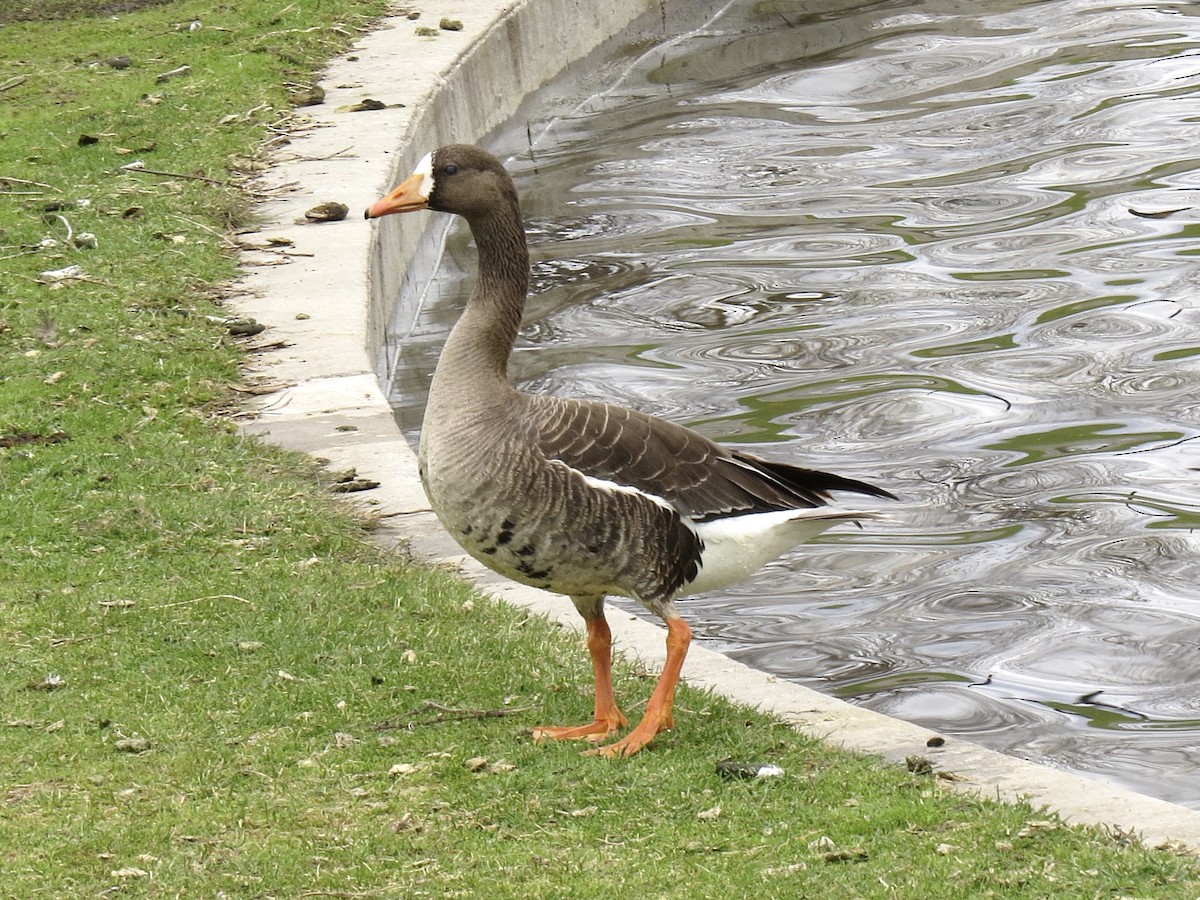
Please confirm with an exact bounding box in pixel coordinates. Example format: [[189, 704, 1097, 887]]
[[364, 144, 518, 221]]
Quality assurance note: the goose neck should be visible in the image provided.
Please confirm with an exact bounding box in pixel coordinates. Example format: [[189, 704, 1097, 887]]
[[434, 208, 529, 387]]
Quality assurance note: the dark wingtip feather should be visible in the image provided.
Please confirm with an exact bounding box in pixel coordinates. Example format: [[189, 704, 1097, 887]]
[[787, 466, 898, 502], [731, 452, 897, 506]]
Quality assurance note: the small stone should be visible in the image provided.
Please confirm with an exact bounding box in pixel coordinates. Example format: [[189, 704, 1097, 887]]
[[329, 478, 380, 494], [439, 17, 464, 31], [38, 265, 86, 284], [338, 98, 389, 113], [289, 84, 325, 107], [114, 736, 151, 754], [304, 201, 349, 222], [716, 761, 784, 780], [224, 318, 265, 337], [823, 847, 868, 863]]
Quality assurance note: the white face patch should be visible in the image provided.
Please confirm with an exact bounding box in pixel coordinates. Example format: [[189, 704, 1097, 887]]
[[413, 151, 435, 199]]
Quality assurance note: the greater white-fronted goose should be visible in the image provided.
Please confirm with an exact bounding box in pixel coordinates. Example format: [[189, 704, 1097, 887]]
[[366, 145, 894, 757]]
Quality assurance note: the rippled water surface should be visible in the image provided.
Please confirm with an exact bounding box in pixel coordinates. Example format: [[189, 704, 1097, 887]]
[[386, 0, 1200, 806]]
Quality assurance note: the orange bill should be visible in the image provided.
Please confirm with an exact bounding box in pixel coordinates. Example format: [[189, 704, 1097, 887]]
[[363, 170, 429, 219]]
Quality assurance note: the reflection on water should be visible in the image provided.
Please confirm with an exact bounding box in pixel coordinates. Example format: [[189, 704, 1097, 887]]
[[386, 0, 1200, 806]]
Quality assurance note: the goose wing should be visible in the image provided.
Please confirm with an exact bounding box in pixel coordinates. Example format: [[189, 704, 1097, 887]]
[[520, 394, 893, 522]]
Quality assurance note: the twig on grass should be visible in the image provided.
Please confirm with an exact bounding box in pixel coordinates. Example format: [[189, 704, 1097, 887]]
[[148, 594, 254, 610], [48, 214, 73, 245], [1, 175, 61, 192], [49, 632, 108, 647], [375, 700, 532, 730], [280, 146, 356, 163], [420, 700, 531, 719], [120, 161, 236, 188]]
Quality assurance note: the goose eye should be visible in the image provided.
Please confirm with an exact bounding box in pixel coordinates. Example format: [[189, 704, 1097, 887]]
[[443, 164, 459, 175]]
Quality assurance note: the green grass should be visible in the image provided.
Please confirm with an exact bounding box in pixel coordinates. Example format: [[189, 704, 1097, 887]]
[[1, 1, 1199, 896]]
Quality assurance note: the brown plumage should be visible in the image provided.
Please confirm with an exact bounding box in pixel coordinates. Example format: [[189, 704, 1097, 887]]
[[366, 144, 893, 756]]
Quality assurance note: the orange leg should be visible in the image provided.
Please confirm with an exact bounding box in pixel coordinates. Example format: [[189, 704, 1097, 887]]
[[532, 613, 628, 743], [587, 616, 691, 758]]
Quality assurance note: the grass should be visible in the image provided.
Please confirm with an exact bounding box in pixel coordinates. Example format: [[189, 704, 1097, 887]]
[[1, 0, 1199, 896]]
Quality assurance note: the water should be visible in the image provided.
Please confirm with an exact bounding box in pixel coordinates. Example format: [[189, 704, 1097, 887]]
[[385, 0, 1200, 806]]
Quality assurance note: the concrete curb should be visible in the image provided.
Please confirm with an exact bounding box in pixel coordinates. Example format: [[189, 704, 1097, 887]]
[[235, 1, 1200, 851]]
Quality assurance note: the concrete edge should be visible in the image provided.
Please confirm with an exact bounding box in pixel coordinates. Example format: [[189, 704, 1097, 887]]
[[233, 1, 1200, 852]]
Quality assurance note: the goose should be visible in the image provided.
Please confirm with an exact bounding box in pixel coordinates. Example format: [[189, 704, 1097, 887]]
[[365, 144, 894, 757]]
